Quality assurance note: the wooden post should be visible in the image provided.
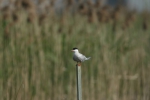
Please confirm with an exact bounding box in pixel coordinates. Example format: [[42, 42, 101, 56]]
[[76, 64, 82, 100]]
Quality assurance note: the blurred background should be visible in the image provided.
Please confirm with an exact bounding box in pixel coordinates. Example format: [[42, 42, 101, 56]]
[[0, 0, 150, 100]]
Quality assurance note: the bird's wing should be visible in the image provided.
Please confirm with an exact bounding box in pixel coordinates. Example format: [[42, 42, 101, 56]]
[[78, 53, 86, 62]]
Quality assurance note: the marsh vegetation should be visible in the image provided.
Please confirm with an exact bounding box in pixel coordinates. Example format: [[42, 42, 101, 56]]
[[0, 0, 150, 100]]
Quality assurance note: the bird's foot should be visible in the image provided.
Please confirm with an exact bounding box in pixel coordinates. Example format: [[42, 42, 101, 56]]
[[77, 62, 81, 66]]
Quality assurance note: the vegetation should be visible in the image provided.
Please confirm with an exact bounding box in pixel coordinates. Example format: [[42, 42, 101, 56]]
[[0, 0, 150, 100]]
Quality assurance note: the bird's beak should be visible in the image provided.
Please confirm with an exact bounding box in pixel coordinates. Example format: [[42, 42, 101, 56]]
[[71, 50, 74, 52]]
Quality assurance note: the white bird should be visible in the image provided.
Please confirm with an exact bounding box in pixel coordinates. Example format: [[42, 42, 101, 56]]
[[71, 48, 91, 66]]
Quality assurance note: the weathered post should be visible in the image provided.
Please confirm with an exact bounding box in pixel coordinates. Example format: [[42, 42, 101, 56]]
[[76, 64, 82, 100]]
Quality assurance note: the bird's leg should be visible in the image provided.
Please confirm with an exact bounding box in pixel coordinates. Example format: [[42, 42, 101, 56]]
[[77, 62, 81, 66]]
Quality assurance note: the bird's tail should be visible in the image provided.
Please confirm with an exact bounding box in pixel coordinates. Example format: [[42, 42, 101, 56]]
[[86, 57, 91, 60]]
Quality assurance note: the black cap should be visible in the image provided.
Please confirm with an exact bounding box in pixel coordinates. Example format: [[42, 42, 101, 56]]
[[73, 48, 78, 50]]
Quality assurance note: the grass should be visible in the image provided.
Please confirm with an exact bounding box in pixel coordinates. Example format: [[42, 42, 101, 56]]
[[0, 10, 150, 100]]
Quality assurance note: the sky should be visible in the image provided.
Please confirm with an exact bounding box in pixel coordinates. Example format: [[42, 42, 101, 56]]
[[127, 0, 150, 12], [0, 0, 150, 12], [54, 0, 150, 12]]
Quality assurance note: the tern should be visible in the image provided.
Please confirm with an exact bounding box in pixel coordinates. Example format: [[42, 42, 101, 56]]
[[71, 48, 91, 66]]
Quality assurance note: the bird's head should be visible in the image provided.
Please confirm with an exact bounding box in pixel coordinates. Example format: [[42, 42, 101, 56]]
[[71, 48, 79, 53]]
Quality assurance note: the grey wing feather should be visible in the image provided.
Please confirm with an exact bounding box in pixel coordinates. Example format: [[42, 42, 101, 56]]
[[80, 54, 91, 61], [73, 53, 90, 62], [78, 54, 87, 62]]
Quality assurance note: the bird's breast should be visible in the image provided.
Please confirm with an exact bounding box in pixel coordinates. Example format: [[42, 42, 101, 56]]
[[73, 54, 81, 62]]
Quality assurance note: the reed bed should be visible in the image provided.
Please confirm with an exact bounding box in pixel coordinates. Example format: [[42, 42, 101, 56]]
[[0, 0, 150, 100]]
